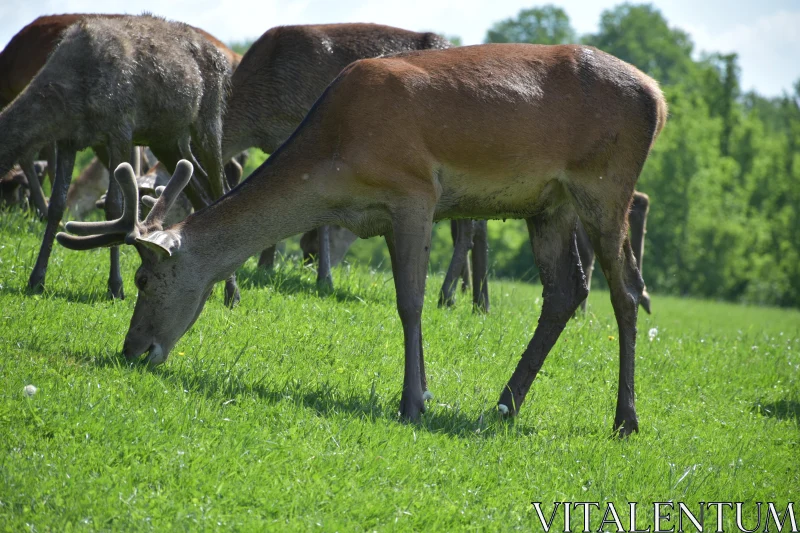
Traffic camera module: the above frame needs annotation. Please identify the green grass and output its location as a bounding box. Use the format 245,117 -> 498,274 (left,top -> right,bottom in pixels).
1,210 -> 798,531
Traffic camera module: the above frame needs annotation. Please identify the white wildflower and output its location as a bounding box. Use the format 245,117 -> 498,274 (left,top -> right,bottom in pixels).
23,384 -> 38,397
648,328 -> 658,342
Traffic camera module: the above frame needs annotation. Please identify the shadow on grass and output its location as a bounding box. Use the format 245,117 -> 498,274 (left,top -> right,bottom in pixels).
50,340 -> 533,439
235,261 -> 386,305
753,399 -> 800,422
1,284 -> 110,305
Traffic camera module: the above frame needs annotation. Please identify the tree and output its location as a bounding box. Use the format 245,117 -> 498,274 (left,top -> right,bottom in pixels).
485,5 -> 576,45
582,3 -> 695,85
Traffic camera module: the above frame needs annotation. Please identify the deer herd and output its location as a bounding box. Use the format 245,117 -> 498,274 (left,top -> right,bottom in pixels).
1,13 -> 666,436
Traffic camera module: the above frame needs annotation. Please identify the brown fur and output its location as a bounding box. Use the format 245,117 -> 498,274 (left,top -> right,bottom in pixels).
59,44 -> 667,435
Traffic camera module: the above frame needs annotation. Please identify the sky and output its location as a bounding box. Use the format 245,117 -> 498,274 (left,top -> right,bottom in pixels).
0,0 -> 797,97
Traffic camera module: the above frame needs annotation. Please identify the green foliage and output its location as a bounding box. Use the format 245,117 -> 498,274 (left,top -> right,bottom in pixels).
227,40 -> 254,55
0,210 -> 798,529
485,5 -> 576,44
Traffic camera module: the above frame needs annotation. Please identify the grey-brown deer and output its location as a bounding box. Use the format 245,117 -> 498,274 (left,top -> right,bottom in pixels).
0,14 -> 241,219
0,14 -> 237,302
58,44 -> 667,436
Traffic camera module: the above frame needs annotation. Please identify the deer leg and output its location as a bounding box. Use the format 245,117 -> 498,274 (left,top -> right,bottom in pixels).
439,219 -> 473,308
258,246 -> 277,270
498,205 -> 587,416
104,144 -> 136,300
471,219 -> 490,313
176,138 -> 214,207
183,137 -> 239,307
629,191 -> 651,314
317,225 -> 334,290
570,185 -> 643,437
28,144 -> 76,293
575,219 -> 595,313
21,156 -> 48,219
386,212 -> 433,421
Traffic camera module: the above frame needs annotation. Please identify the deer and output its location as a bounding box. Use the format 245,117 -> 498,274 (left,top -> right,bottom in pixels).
0,14 -> 242,219
0,14 -> 240,304
219,23 -> 462,288
0,162 -> 46,208
58,43 -> 667,436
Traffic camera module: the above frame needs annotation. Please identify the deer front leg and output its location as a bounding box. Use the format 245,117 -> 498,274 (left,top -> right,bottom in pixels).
499,207 -> 587,416
386,212 -> 433,421
471,219 -> 489,313
28,143 -> 77,293
317,225 -> 334,290
439,219 -> 473,308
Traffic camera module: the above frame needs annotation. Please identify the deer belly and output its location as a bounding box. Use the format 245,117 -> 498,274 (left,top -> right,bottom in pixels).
434,168 -> 566,221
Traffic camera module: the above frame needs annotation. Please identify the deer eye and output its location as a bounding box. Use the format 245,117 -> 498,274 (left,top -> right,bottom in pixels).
135,275 -> 148,290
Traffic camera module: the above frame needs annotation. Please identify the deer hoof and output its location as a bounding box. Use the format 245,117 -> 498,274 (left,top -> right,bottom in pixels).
399,391 -> 425,422
613,416 -> 639,438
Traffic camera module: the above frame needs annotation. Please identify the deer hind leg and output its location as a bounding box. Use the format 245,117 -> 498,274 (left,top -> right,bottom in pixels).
21,156 -> 48,219
386,208 -> 434,421
28,143 -> 76,293
258,246 -> 277,270
629,191 -> 651,314
439,219 -> 474,308
316,225 -> 334,290
471,219 -> 490,313
576,219 -> 595,313
568,179 -> 644,437
498,204 -> 588,417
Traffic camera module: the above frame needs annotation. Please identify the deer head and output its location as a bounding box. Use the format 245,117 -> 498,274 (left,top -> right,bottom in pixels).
57,160 -> 214,365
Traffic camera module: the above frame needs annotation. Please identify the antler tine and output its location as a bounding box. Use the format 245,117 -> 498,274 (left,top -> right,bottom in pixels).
144,160 -> 193,228
56,232 -> 126,251
64,163 -> 140,237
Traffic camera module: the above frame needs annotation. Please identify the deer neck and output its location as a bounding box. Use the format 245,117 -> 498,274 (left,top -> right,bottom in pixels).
179,150 -> 332,281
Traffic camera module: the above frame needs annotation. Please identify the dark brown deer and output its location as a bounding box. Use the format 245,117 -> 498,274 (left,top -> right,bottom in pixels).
0,14 -> 241,219
220,23 -> 450,288
0,14 -> 238,302
58,44 -> 667,436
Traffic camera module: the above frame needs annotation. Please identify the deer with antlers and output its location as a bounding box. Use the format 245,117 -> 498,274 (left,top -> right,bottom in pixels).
58,44 -> 666,435
0,14 -> 240,303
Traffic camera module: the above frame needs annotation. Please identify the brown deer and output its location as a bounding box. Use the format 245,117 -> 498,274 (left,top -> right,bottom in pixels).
219,23 -> 451,288
0,14 -> 238,303
58,44 -> 667,436
0,14 -> 241,219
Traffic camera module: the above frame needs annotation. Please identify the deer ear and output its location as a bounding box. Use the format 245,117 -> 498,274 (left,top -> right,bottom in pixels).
135,230 -> 182,257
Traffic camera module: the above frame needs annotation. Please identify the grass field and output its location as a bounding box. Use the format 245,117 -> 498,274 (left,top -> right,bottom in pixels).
1,210 -> 798,531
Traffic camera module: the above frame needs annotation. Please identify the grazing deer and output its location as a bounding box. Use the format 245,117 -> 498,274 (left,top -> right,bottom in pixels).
220,23 -> 450,287
58,44 -> 667,435
0,14 -> 241,218
0,14 -> 238,303
0,162 -> 46,208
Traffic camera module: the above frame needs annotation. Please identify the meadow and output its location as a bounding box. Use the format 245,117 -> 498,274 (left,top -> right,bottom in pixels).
0,209 -> 798,531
